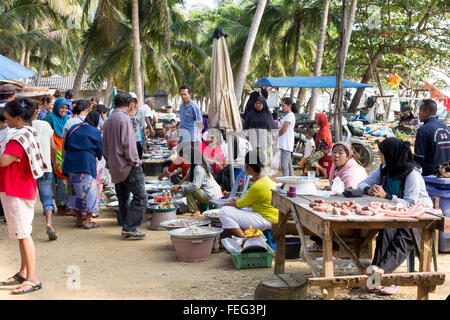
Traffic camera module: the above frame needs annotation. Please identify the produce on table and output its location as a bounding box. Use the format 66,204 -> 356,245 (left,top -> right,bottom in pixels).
308,199 -> 428,217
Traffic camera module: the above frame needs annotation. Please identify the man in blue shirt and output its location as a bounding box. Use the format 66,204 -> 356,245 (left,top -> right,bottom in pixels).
179,85 -> 202,143
414,99 -> 450,176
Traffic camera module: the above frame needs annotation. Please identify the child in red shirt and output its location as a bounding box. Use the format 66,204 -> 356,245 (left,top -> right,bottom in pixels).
0,98 -> 45,295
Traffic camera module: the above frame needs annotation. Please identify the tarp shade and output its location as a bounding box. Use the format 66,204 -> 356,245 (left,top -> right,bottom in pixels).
254,76 -> 373,88
0,54 -> 36,80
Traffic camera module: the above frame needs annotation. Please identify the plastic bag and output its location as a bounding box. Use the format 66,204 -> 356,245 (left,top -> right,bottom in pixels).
331,176 -> 345,195
267,94 -> 280,110
366,107 -> 375,123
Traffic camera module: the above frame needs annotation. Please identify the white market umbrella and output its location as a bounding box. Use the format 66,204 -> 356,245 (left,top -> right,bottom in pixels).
209,27 -> 242,131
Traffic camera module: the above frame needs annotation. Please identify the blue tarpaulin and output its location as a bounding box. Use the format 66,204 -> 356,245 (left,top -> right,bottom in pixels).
254,76 -> 372,88
0,54 -> 36,80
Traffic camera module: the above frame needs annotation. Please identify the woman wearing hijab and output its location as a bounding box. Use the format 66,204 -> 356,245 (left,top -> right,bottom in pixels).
328,141 -> 367,190
201,116 -> 209,141
243,96 -> 278,167
62,111 -> 103,229
309,141 -> 368,257
358,137 -> 432,295
243,91 -> 261,120
44,97 -> 70,215
306,112 -> 333,177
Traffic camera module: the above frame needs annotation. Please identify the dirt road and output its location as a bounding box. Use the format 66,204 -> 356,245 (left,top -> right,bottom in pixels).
1,204 -> 448,300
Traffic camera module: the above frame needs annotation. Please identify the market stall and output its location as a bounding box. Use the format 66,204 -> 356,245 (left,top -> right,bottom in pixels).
271,190 -> 446,300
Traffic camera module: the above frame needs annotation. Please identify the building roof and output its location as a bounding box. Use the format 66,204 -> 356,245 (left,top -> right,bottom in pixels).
27,75 -> 107,91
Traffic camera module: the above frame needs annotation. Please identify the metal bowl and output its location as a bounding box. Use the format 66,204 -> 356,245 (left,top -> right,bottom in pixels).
202,209 -> 221,222
168,226 -> 223,240
160,217 -> 212,230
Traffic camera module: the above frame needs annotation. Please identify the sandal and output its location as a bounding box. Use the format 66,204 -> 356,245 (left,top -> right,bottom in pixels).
83,222 -> 100,229
46,229 -> 58,241
1,272 -> 26,286
11,280 -> 42,295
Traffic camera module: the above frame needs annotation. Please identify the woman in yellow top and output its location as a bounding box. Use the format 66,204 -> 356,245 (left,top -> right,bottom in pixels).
219,151 -> 278,237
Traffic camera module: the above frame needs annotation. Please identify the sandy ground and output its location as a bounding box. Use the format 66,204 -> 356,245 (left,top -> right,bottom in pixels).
1,142 -> 449,300
1,200 -> 449,300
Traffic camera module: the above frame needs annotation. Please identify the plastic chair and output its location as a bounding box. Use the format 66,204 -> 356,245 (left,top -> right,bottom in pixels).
263,229 -> 276,250
209,171 -> 250,209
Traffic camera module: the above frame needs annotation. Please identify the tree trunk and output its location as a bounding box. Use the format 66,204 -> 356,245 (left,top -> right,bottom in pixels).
25,47 -> 31,68
234,0 -> 267,107
131,0 -> 144,106
36,53 -> 46,86
103,77 -> 114,107
335,0 -> 358,142
290,9 -> 302,99
298,87 -> 307,106
73,45 -> 90,98
73,1 -> 103,97
307,0 -> 330,120
348,46 -> 384,113
19,14 -> 29,65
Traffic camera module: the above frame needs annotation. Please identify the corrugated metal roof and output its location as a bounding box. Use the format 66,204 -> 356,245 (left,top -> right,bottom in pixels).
28,75 -> 107,91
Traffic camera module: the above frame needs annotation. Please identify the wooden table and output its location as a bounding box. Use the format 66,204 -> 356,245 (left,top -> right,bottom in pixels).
271,190 -> 445,300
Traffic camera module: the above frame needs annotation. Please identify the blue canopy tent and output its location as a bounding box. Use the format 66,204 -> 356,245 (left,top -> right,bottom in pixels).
253,76 -> 372,88
0,54 -> 36,80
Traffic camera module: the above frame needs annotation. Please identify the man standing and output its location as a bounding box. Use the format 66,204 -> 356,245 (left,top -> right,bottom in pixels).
103,92 -> 147,239
414,99 -> 450,176
140,97 -> 156,136
65,89 -> 76,115
179,85 -> 202,144
0,84 -> 16,107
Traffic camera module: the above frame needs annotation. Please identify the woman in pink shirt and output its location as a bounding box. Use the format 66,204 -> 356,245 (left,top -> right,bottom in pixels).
329,141 -> 367,190
198,130 -> 225,175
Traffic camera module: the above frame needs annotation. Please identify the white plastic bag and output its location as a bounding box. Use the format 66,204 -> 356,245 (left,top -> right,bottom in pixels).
267,93 -> 280,110
366,107 -> 375,123
331,176 -> 345,195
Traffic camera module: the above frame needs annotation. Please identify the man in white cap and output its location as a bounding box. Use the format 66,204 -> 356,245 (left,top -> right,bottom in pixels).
140,97 -> 156,136
128,92 -> 148,158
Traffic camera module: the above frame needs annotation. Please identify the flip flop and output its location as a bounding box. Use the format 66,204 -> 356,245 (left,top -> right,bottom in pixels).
11,280 -> 42,295
46,229 -> 58,241
83,222 -> 100,229
0,272 -> 26,286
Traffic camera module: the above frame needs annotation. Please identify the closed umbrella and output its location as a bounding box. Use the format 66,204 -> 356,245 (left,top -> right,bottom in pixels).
209,27 -> 242,131
0,54 -> 36,79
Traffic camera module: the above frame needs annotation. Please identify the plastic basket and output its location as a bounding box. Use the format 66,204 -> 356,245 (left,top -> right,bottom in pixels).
231,247 -> 274,269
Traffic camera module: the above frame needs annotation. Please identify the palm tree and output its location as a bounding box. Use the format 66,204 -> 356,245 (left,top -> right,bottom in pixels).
307,0 -> 330,119
234,0 -> 267,106
131,0 -> 143,105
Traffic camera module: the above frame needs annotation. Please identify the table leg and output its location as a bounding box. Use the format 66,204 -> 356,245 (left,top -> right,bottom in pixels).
322,224 -> 335,300
274,212 -> 287,275
417,227 -> 433,300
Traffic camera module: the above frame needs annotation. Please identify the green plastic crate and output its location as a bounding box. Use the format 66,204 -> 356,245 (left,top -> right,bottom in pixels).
231,247 -> 274,269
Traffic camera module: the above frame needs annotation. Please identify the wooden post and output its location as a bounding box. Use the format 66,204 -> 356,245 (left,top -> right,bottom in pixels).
322,222 -> 335,299
417,227 -> 433,300
274,211 -> 287,275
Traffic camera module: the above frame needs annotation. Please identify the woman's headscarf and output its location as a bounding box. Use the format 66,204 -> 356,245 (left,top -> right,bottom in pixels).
202,116 -> 208,134
315,112 -> 333,148
243,96 -> 278,130
378,137 -> 419,179
332,141 -> 353,158
243,91 -> 261,119
84,110 -> 100,128
49,97 -> 69,137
